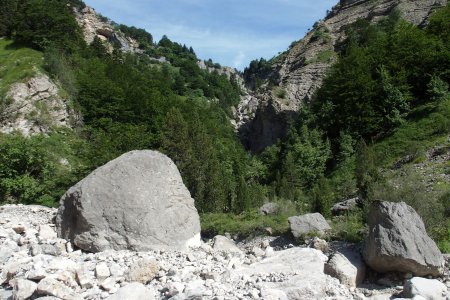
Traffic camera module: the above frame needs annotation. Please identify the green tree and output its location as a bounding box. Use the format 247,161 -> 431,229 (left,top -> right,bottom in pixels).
13,0 -> 84,51
0,0 -> 18,36
310,177 -> 334,218
160,107 -> 192,173
355,140 -> 379,203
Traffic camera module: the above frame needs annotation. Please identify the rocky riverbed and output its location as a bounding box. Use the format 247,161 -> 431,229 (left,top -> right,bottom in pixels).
0,204 -> 449,300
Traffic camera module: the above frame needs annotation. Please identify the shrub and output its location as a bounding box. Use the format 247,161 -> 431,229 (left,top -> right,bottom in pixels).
200,210 -> 290,239
330,212 -> 365,243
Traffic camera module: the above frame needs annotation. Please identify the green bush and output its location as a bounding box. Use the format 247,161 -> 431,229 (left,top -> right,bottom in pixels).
330,212 -> 365,243
0,132 -> 90,206
200,210 -> 290,239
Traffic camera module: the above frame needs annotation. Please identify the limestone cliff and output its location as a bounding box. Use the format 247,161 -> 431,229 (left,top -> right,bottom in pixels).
74,6 -> 142,53
238,0 -> 447,153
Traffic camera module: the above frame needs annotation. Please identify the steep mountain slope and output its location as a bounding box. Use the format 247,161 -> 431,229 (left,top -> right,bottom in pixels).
0,39 -> 76,136
238,0 -> 447,153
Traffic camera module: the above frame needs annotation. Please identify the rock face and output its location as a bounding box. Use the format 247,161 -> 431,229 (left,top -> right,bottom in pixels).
288,213 -> 331,238
363,201 -> 444,276
236,0 -> 447,153
74,6 -> 141,53
0,74 -> 75,136
56,150 -> 201,252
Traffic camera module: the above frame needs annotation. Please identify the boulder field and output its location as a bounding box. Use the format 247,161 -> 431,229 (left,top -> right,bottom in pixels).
0,150 -> 448,299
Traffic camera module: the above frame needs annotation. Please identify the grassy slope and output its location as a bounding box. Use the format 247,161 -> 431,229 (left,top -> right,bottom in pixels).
371,99 -> 450,252
0,39 -> 43,100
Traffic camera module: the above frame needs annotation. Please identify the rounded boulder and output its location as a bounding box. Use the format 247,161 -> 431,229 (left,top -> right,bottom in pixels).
56,150 -> 201,252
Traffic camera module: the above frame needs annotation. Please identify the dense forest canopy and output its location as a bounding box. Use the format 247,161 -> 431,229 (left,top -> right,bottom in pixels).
0,0 -> 449,250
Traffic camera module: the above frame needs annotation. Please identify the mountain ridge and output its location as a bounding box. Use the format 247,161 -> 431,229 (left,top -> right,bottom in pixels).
237,0 -> 447,153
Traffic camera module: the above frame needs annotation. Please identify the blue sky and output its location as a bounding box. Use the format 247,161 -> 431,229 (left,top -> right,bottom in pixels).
83,0 -> 336,70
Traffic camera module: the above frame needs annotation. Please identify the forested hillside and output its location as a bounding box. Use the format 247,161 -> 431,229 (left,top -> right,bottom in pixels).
0,0 -> 260,213
0,0 -> 449,251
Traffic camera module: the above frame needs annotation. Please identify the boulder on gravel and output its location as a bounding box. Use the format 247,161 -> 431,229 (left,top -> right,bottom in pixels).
127,258 -> 159,284
235,247 -> 351,299
12,278 -> 37,300
105,282 -> 156,300
403,277 -> 447,300
363,201 -> 444,276
56,150 -> 201,252
288,213 -> 331,238
324,248 -> 366,288
212,235 -> 243,255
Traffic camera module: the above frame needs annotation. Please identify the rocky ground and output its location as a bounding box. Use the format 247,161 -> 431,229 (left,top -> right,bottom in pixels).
0,204 -> 448,300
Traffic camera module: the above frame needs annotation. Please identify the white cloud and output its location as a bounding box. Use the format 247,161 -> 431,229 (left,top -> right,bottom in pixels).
233,51 -> 246,68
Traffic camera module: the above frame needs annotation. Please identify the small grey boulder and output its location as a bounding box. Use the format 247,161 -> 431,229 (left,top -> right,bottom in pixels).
288,213 -> 331,238
212,235 -> 243,255
259,202 -> 280,215
331,197 -> 359,216
105,282 -> 156,300
403,277 -> 447,300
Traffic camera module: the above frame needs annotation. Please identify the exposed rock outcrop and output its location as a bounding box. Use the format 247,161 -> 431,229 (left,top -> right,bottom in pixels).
0,74 -> 75,136
74,6 -> 141,53
56,150 -> 201,252
363,201 -> 445,276
237,0 -> 447,153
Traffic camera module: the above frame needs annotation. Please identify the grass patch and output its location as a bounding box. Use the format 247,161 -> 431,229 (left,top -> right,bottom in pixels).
200,210 -> 290,239
0,39 -> 43,101
329,212 -> 365,243
307,50 -> 336,64
274,87 -> 287,99
373,99 -> 450,167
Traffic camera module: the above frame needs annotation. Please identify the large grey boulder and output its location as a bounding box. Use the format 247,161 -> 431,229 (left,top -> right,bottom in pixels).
56,150 -> 201,252
363,201 -> 444,276
288,213 -> 331,238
